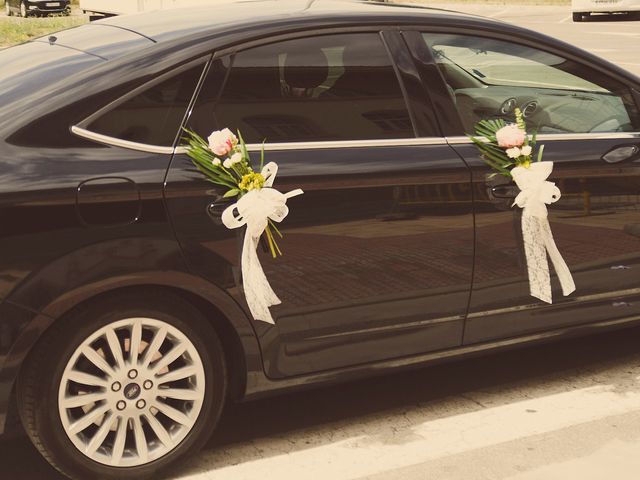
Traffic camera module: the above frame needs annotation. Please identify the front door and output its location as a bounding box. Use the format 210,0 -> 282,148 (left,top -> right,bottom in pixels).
165,30 -> 475,377
415,31 -> 640,344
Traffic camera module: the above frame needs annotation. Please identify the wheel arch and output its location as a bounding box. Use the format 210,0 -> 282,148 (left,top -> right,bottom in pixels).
7,273 -> 264,406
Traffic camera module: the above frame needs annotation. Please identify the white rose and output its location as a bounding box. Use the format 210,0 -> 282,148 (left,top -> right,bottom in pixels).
230,152 -> 243,165
212,158 -> 221,166
223,158 -> 233,168
520,145 -> 532,157
506,147 -> 521,159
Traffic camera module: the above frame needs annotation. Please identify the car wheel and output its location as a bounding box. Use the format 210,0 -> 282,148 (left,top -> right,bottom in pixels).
19,1 -> 27,17
572,12 -> 585,22
17,291 -> 227,480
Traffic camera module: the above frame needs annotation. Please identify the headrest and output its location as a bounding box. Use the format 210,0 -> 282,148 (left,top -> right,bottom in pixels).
283,50 -> 329,89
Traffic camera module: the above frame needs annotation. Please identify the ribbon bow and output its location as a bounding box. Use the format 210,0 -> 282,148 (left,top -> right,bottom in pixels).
511,161 -> 575,303
221,162 -> 303,323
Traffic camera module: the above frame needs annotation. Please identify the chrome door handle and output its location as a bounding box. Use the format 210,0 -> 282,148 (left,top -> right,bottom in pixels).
206,201 -> 232,224
490,185 -> 519,199
602,145 -> 639,164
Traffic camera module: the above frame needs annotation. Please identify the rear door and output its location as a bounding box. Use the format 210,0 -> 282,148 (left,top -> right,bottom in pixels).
410,30 -> 640,344
165,29 -> 475,378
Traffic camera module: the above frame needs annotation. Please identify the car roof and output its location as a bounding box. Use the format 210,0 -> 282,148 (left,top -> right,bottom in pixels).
95,0 -> 484,43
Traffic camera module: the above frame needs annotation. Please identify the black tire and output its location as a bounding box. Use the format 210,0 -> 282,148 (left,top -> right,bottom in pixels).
17,290 -> 227,480
573,12 -> 585,22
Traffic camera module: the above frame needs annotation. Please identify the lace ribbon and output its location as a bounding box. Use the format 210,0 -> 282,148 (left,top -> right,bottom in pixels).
511,161 -> 576,303
221,162 -> 303,323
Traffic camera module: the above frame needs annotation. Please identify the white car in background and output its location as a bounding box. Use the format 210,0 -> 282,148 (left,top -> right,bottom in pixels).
572,0 -> 640,21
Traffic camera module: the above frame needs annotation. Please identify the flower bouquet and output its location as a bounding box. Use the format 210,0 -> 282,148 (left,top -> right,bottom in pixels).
182,127 -> 303,323
183,127 -> 286,258
469,108 -> 544,177
469,109 -> 575,304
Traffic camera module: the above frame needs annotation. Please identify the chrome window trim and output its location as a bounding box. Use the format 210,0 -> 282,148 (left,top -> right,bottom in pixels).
174,137 -> 449,155
446,132 -> 640,145
71,126 -> 175,155
73,128 -> 640,156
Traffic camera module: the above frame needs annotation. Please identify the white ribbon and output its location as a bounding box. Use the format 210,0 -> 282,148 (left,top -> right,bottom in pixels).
511,161 -> 575,303
221,162 -> 303,323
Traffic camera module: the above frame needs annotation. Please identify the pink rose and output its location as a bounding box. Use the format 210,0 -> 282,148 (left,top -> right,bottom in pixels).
496,124 -> 526,148
208,128 -> 238,156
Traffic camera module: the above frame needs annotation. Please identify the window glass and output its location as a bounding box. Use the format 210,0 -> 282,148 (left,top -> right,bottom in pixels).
85,63 -> 204,146
423,33 -> 640,135
190,33 -> 415,143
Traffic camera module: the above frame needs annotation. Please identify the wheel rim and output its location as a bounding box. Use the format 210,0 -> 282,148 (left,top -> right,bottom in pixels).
58,317 -> 206,467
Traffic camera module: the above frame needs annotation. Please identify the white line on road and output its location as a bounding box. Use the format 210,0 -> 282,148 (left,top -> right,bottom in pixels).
591,31 -> 640,37
178,383 -> 640,480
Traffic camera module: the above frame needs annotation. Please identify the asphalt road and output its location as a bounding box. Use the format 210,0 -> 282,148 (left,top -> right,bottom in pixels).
1,4 -> 640,480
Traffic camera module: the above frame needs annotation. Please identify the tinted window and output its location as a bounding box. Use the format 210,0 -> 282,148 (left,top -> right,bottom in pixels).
423,33 -> 640,135
85,63 -> 204,146
190,34 -> 414,143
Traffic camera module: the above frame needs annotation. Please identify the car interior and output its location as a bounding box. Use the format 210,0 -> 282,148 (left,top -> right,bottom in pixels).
425,34 -> 636,135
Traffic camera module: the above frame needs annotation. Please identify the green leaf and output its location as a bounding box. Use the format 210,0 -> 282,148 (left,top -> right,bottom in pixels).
223,189 -> 240,198
537,144 -> 545,162
237,130 -> 252,169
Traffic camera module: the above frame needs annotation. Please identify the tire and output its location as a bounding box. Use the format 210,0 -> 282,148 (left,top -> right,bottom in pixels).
573,12 -> 585,22
19,1 -> 27,17
17,291 -> 227,480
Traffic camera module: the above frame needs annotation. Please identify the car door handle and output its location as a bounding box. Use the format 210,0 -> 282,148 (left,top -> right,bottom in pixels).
490,185 -> 519,199
207,201 -> 232,224
602,145 -> 639,164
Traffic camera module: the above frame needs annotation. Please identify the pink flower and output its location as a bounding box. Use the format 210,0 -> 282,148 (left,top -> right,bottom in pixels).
208,128 -> 238,156
496,124 -> 526,148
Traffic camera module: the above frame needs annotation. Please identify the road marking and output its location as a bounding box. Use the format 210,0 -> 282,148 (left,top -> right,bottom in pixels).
178,384 -> 640,480
487,9 -> 510,18
559,15 -> 571,23
591,31 -> 640,37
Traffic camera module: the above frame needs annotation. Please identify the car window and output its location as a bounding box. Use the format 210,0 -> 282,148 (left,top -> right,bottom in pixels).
84,63 -> 205,147
189,33 -> 417,143
422,33 -> 640,135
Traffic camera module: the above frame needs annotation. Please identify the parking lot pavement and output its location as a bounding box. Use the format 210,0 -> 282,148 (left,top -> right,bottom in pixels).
424,3 -> 640,76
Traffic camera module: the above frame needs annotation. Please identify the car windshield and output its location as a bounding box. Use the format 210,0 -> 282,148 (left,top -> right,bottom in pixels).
432,43 -> 608,93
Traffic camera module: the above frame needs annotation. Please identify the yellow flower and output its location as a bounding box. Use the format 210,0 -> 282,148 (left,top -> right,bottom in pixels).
239,172 -> 265,191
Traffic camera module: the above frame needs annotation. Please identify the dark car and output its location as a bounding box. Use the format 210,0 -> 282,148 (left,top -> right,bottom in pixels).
5,0 -> 70,17
0,0 -> 639,478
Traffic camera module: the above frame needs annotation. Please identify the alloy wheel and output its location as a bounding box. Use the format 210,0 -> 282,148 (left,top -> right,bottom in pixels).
57,317 -> 206,467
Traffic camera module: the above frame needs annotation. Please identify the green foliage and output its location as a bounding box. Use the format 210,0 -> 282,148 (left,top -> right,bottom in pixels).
469,119 -> 513,177
0,15 -> 87,48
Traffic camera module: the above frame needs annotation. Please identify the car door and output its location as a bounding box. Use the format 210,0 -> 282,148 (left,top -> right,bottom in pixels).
164,29 -> 475,378
408,30 -> 640,345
